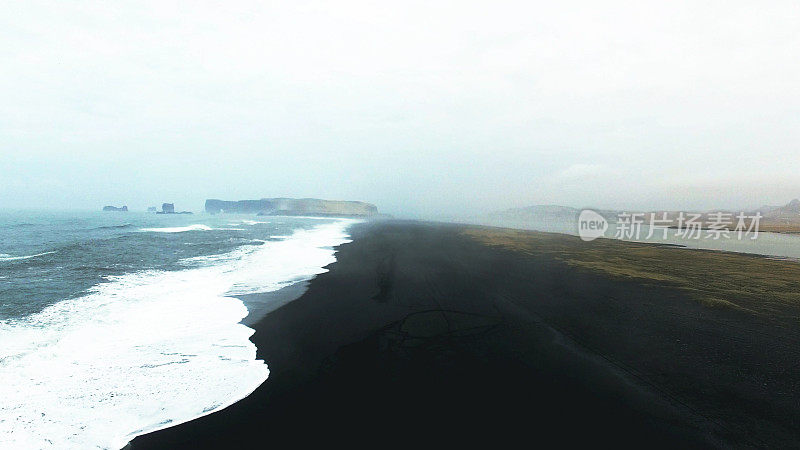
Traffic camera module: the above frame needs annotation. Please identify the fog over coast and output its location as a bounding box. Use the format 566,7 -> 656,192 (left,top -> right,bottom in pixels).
2,1 -> 800,217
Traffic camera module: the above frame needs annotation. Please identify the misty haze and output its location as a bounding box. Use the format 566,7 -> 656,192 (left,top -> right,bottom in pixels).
2,1 -> 800,449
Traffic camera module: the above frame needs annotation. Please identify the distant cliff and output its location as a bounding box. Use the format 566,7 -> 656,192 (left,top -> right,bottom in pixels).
102,205 -> 128,212
205,198 -> 379,217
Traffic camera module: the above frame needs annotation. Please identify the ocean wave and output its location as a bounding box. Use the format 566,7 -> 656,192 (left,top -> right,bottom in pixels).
139,225 -> 246,233
183,238 -> 267,246
95,223 -> 134,230
227,219 -> 270,226
0,251 -> 56,262
139,224 -> 214,233
0,219 -> 358,449
225,220 -> 355,295
3,223 -> 36,229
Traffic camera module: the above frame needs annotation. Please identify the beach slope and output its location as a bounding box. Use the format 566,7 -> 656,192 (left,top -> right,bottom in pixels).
132,221 -> 800,448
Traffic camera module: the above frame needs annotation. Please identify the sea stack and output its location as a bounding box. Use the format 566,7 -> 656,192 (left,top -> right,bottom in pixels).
156,203 -> 193,214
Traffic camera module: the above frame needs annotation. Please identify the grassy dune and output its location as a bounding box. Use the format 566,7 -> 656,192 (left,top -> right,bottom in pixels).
464,227 -> 800,319
758,223 -> 800,234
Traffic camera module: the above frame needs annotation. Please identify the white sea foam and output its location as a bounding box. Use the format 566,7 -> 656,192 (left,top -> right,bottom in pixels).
227,220 -> 355,295
140,225 -> 246,233
0,251 -> 56,262
226,220 -> 270,227
138,224 -> 213,233
0,219 -> 357,449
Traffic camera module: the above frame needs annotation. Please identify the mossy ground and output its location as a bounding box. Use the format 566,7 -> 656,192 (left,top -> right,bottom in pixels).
464,227 -> 800,318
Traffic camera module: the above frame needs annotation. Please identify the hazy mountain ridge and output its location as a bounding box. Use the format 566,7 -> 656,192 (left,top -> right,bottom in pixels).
755,199 -> 800,219
488,204 -> 617,222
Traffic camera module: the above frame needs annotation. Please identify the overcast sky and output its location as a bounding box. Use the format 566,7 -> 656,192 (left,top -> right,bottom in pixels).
2,0 -> 799,217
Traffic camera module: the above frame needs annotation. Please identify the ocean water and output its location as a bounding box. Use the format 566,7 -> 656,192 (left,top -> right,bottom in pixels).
0,210 -> 356,449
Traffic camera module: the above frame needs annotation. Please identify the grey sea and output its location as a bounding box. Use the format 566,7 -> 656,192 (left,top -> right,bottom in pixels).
0,210 -> 355,449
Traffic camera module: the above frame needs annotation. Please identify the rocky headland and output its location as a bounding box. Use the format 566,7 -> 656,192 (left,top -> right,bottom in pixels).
102,205 -> 128,212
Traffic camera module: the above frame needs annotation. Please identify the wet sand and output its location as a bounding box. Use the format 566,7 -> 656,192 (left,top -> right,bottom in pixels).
132,220 -> 800,448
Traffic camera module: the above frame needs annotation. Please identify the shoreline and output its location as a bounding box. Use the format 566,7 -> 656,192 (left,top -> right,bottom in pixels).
238,281 -> 311,327
121,283 -> 317,447
131,220 -> 800,448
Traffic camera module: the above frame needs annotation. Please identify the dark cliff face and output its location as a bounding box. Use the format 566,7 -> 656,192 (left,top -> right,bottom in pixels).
102,205 -> 128,212
205,198 -> 378,217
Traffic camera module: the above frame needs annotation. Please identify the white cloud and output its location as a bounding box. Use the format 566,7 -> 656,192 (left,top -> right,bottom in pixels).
1,0 -> 799,215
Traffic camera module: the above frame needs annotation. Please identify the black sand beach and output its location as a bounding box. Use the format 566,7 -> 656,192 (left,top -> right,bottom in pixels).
132,220 -> 800,448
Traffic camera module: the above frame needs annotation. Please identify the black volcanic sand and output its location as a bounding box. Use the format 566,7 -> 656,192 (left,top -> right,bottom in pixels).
132,221 -> 800,448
